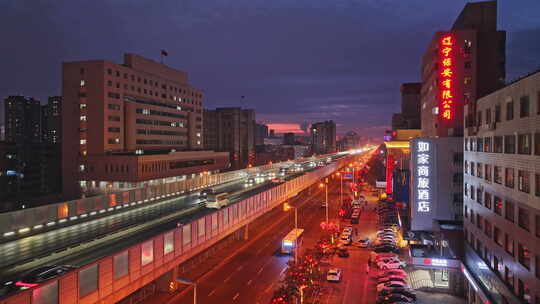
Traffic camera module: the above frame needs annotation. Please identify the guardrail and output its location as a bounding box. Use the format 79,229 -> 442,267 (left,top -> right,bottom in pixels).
0,154 -> 353,304
0,154 -> 342,240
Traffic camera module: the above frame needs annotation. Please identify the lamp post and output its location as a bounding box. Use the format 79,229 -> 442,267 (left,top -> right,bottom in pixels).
283,202 -> 299,264
319,182 -> 328,225
336,172 -> 343,207
176,277 -> 197,304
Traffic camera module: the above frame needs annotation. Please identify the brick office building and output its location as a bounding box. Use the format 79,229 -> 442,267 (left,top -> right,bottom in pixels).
62,53 -> 228,197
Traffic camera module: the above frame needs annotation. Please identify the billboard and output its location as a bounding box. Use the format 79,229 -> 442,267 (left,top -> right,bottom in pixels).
411,139 -> 436,231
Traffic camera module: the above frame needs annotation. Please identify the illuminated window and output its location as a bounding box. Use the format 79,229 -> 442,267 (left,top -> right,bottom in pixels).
80,80 -> 86,87
80,115 -> 87,121
464,77 -> 472,84
80,139 -> 87,145
80,104 -> 87,109
141,240 -> 154,266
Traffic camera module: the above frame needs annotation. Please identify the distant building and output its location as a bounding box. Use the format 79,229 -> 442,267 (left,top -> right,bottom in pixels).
254,145 -> 295,166
62,53 -> 226,197
4,95 -> 43,199
420,0 -> 505,138
283,132 -> 295,145
254,123 -> 268,145
40,96 -> 63,194
0,141 -> 18,206
338,131 -> 360,151
269,129 -> 275,138
204,107 -> 255,169
393,83 -> 422,130
311,120 -> 336,154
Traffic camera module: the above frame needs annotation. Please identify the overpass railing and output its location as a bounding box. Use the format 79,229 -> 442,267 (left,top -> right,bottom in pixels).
1,155 -> 352,304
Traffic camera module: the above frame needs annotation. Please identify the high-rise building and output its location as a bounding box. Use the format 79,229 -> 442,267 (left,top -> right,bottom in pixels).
254,123 -> 268,145
310,120 -> 336,154
420,0 -> 505,138
4,96 -> 43,197
393,83 -> 422,130
462,69 -> 540,304
40,96 -> 62,194
62,53 -> 227,198
204,107 -> 255,169
41,96 -> 62,144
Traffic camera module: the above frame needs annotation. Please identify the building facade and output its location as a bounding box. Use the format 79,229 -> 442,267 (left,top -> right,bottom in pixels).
462,70 -> 540,304
3,95 -> 43,198
311,120 -> 336,155
204,107 -> 255,169
254,123 -> 268,146
62,53 -> 214,198
393,83 -> 422,130
420,1 -> 505,138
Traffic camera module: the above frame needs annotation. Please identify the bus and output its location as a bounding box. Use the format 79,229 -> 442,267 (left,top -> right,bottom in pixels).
281,228 -> 305,254
205,193 -> 229,209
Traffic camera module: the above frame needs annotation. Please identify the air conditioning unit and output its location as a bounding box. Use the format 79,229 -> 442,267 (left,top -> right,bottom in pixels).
489,122 -> 496,130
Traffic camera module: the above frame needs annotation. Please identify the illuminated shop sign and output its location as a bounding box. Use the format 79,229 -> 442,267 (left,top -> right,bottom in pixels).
439,34 -> 454,120
415,141 -> 431,213
412,257 -> 460,268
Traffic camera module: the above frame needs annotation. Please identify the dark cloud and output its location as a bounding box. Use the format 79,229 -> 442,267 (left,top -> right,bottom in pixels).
0,0 -> 539,138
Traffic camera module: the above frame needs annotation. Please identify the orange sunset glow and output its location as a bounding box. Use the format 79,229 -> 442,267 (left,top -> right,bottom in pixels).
266,123 -> 305,134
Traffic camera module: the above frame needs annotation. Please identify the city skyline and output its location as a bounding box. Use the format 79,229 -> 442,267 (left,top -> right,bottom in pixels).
1,1 -> 539,137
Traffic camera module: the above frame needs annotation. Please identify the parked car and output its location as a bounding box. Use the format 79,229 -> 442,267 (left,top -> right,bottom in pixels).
377,269 -> 407,279
342,227 -> 353,236
339,234 -> 352,246
377,281 -> 408,292
326,268 -> 342,282
378,260 -> 407,270
377,288 -> 417,301
337,248 -> 350,258
377,276 -> 407,284
374,245 -> 399,253
376,293 -> 415,304
358,237 -> 370,248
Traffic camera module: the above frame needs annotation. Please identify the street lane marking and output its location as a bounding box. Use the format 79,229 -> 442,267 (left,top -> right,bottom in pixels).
280,266 -> 287,276
208,289 -> 217,296
258,266 -> 264,274
224,274 -> 233,283
237,265 -> 244,271
247,279 -> 252,286
233,293 -> 240,300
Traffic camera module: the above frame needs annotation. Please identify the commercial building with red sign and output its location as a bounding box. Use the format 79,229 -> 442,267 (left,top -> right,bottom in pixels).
420,1 -> 505,138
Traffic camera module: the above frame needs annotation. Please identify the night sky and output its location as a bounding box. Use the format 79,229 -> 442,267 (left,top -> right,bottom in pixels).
1,0 -> 539,138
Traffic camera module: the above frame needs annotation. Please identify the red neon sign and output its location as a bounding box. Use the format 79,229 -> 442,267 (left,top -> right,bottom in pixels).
439,34 -> 454,120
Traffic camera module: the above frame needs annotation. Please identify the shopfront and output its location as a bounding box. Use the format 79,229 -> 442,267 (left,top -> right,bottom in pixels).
409,256 -> 463,294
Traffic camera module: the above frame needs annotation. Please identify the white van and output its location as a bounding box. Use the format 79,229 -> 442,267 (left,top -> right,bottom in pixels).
205,193 -> 229,209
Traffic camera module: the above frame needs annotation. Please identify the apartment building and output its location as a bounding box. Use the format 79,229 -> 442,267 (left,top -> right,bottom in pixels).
463,69 -> 540,304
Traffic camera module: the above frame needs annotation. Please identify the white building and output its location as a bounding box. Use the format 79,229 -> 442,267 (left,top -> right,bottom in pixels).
462,69 -> 540,304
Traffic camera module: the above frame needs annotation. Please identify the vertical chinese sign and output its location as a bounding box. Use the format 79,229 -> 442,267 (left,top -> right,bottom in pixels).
416,141 -> 431,213
412,139 -> 433,231
439,34 -> 454,120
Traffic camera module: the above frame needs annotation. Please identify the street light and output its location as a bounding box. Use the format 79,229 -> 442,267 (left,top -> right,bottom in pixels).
176,277 -> 197,304
283,202 -> 299,264
318,182 -> 328,225
336,172 -> 343,207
